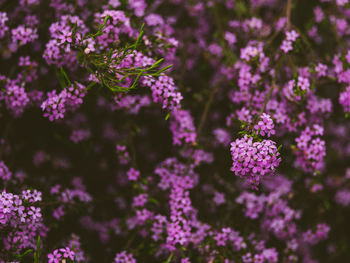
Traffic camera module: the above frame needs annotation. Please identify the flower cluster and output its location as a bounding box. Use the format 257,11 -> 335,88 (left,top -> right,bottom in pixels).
1,0 -> 349,262
169,109 -> 197,146
0,82 -> 30,117
0,161 -> 12,181
0,12 -> 8,38
230,135 -> 281,188
70,129 -> 91,143
335,189 -> 350,206
142,75 -> 183,110
339,86 -> 350,113
214,227 -> 246,250
302,224 -> 330,245
254,113 -> 275,137
11,25 -> 38,47
43,15 -> 87,66
48,247 -> 75,263
116,144 -> 131,165
0,189 -> 46,257
294,125 -> 326,173
113,94 -> 151,114
114,251 -> 136,263
280,30 -> 299,53
41,82 -> 86,121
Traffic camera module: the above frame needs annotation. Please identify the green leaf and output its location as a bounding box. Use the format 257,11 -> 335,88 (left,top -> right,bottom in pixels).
55,68 -> 66,89
34,236 -> 41,263
86,81 -> 97,90
60,67 -> 71,86
36,235 -> 41,252
129,23 -> 145,50
129,71 -> 143,89
277,144 -> 283,151
164,252 -> 174,263
151,64 -> 173,76
148,197 -> 159,205
324,200 -> 330,210
165,112 -> 170,120
147,58 -> 164,71
236,1 -> 247,16
94,15 -> 110,39
107,84 -> 134,92
72,21 -> 78,43
16,249 -> 33,259
106,48 -> 114,66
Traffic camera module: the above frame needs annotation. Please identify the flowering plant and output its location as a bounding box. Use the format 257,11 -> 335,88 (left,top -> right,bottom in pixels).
1,0 -> 350,262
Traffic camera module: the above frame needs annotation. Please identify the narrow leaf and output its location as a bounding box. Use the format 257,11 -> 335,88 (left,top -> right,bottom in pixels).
60,67 -> 71,86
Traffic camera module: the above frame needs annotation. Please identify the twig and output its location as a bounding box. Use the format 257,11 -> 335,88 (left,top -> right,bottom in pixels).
0,120 -> 12,160
178,38 -> 188,90
129,123 -> 138,168
197,83 -> 220,138
213,2 -> 223,37
286,0 -> 292,30
257,81 -> 275,118
293,26 -> 317,60
247,81 -> 276,132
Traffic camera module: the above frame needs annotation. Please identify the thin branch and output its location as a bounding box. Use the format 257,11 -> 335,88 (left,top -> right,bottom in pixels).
247,81 -> 276,132
0,120 -> 12,160
212,2 -> 236,65
293,26 -> 317,60
257,81 -> 275,118
197,83 -> 220,138
286,0 -> 292,30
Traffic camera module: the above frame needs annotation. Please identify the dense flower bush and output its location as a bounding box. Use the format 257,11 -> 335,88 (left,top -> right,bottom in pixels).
1,0 -> 350,262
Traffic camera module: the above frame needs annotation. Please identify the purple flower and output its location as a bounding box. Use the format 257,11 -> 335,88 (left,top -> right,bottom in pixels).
254,113 -> 275,137
280,40 -> 293,53
0,161 -> 12,181
48,249 -> 62,263
28,206 -> 41,221
59,247 -> 75,260
339,86 -> 350,113
170,109 -> 197,146
230,135 -> 281,188
114,251 -> 136,263
127,168 -> 140,181
297,76 -> 310,91
286,30 -> 299,42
